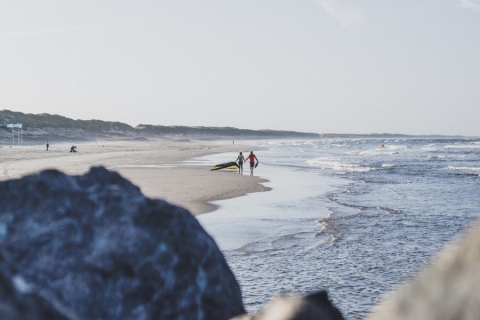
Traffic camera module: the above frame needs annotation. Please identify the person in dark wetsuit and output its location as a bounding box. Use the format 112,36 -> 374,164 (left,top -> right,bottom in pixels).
245,151 -> 259,176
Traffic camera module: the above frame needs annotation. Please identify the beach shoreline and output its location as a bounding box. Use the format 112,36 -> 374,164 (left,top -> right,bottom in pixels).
0,137 -> 270,215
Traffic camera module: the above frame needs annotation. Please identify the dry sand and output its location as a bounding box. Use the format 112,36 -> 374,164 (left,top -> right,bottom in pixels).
0,138 -> 270,215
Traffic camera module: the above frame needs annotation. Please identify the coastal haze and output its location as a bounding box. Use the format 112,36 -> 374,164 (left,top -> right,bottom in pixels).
1,2 -> 480,319
1,1 -> 480,136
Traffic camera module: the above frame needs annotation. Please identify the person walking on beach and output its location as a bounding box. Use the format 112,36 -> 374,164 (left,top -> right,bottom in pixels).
236,152 -> 245,174
246,151 -> 259,176
46,141 -> 49,151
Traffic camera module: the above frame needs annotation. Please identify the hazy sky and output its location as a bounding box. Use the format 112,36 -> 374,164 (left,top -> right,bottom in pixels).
1,1 -> 479,136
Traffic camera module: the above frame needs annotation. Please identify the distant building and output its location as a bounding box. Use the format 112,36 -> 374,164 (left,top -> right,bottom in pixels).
7,123 -> 23,145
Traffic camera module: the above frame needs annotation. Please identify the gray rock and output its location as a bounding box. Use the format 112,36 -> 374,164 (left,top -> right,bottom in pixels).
0,167 -> 245,320
367,220 -> 480,320
0,255 -> 78,320
231,291 -> 345,320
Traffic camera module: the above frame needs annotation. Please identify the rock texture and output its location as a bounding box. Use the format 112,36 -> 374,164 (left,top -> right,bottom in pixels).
366,220 -> 480,320
0,255 -> 78,320
0,167 -> 245,320
230,291 -> 345,320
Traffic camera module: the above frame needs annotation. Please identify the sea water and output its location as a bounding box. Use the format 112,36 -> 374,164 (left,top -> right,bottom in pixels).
197,137 -> 480,319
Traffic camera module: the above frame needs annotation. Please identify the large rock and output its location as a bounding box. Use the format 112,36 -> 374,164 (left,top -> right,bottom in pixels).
367,220 -> 480,320
230,291 -> 345,320
0,255 -> 78,320
0,167 -> 245,320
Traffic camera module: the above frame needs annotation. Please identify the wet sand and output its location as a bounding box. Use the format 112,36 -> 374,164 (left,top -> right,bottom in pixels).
0,138 -> 270,215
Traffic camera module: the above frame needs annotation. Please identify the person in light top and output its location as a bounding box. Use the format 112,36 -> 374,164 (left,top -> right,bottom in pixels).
236,152 -> 245,174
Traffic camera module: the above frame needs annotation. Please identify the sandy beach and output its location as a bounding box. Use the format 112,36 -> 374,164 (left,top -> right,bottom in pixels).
0,138 -> 270,215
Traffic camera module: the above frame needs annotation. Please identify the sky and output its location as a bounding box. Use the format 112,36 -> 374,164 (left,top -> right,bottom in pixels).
1,1 -> 479,136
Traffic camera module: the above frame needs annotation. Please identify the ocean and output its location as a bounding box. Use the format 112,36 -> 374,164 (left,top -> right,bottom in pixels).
197,136 -> 480,319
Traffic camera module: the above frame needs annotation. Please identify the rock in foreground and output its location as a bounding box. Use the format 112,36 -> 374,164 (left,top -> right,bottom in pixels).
0,167 -> 245,320
367,220 -> 480,320
230,291 -> 345,320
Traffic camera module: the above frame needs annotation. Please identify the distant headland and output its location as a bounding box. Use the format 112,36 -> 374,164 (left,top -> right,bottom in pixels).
0,109 -> 459,144
0,109 -> 322,144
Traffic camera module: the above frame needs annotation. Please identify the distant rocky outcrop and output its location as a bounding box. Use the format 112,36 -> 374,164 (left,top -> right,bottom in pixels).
0,167 -> 245,320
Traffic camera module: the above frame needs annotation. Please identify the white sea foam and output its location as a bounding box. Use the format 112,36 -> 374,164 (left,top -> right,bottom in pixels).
447,166 -> 480,173
382,163 -> 395,168
197,151 -> 340,251
422,144 -> 439,151
359,149 -> 398,156
198,137 -> 480,318
445,144 -> 480,149
307,158 -> 375,173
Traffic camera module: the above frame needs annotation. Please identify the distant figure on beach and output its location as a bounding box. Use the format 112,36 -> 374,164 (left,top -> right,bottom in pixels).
246,151 -> 259,176
46,141 -> 49,151
70,145 -> 77,153
236,152 -> 245,174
